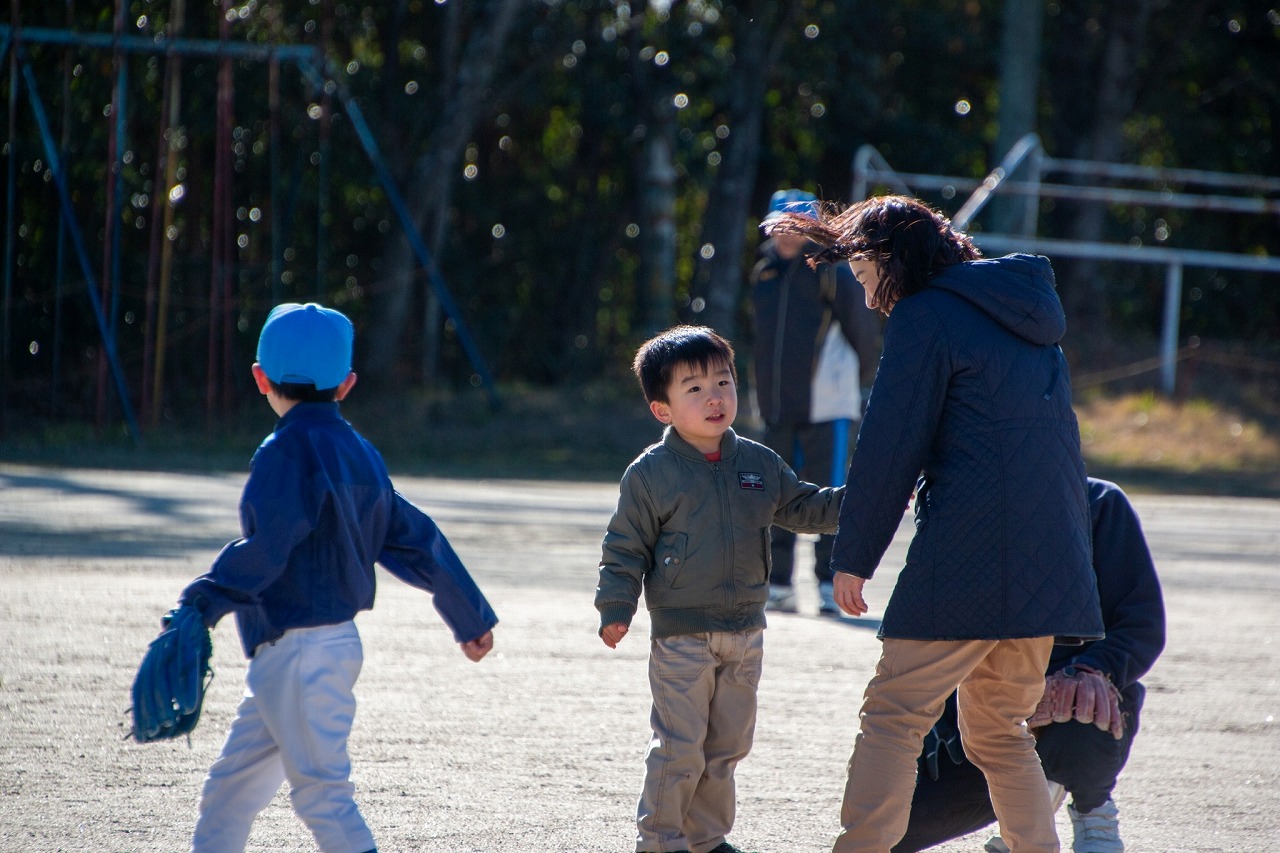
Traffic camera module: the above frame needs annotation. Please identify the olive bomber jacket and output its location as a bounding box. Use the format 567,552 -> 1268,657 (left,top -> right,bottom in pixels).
595,426 -> 844,639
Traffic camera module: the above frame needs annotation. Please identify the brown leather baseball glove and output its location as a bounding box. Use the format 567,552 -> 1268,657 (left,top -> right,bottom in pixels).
1028,664 -> 1124,739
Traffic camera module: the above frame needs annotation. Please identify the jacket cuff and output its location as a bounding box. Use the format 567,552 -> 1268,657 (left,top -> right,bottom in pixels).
597,603 -> 636,634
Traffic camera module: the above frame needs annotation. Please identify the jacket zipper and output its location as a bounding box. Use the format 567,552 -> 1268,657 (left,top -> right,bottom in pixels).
712,460 -> 734,608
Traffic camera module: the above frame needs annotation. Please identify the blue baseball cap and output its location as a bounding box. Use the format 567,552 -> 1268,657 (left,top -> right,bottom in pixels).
763,188 -> 818,221
256,303 -> 353,389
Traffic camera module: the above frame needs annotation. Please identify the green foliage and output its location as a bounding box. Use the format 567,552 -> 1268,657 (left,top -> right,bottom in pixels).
1,0 -> 1277,434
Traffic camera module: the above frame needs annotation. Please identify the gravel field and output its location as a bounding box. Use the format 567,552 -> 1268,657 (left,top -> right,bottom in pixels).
1,464 -> 1277,852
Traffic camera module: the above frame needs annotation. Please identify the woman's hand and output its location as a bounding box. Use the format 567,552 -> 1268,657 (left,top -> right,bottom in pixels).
834,572 -> 869,617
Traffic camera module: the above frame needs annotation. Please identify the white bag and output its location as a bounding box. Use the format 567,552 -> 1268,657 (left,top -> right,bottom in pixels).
810,319 -> 861,422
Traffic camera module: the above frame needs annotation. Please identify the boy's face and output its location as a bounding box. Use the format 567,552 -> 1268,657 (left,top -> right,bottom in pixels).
772,232 -> 808,260
649,358 -> 737,455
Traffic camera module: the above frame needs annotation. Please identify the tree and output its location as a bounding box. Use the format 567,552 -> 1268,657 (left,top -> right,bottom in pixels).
362,0 -> 526,383
987,0 -> 1044,236
689,1 -> 796,341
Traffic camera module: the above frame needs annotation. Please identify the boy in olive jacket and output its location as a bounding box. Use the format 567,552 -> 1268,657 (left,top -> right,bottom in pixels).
596,325 -> 846,853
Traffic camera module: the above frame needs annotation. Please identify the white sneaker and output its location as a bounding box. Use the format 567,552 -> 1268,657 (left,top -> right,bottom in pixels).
766,584 -> 798,613
1069,798 -> 1124,853
1048,781 -> 1067,812
818,581 -> 839,617
983,782 -> 1067,852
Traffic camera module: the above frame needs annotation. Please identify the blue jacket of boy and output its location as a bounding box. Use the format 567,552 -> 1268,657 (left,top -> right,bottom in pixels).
181,305 -> 496,658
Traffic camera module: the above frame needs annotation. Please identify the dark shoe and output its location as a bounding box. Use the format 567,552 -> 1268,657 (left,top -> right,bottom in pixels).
708,843 -> 757,853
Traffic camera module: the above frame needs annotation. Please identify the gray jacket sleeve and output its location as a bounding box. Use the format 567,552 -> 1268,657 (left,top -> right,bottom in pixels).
772,454 -> 846,534
595,465 -> 657,630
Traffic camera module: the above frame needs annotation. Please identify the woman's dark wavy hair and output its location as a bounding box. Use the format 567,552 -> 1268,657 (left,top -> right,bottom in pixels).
763,194 -> 981,314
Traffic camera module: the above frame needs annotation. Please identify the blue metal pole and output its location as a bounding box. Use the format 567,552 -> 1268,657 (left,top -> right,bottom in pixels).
109,38 -> 128,374
21,57 -> 141,441
0,25 -> 318,63
298,61 -> 500,406
3,31 -> 15,435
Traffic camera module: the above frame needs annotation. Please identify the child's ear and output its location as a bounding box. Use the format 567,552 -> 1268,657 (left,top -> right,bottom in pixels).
649,399 -> 672,424
335,371 -> 358,401
251,363 -> 273,395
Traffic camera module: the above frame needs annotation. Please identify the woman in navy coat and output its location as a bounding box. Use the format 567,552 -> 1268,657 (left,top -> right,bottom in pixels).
766,195 -> 1104,853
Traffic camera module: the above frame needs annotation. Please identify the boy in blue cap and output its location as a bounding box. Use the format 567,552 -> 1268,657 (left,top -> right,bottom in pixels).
175,302 -> 498,853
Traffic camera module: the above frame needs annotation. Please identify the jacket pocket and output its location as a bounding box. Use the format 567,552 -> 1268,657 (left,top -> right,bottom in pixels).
656,531 -> 689,588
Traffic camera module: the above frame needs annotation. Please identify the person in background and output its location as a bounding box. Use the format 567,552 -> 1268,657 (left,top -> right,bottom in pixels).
749,188 -> 881,617
766,194 -> 1104,853
895,477 -> 1165,853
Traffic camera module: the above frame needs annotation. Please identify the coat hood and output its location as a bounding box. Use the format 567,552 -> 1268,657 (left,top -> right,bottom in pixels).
927,253 -> 1066,345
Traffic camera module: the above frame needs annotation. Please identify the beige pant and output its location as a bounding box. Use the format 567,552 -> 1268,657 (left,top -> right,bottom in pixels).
636,629 -> 764,853
834,637 -> 1058,853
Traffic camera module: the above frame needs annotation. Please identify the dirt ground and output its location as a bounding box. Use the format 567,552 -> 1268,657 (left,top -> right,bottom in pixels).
1,463 -> 1277,852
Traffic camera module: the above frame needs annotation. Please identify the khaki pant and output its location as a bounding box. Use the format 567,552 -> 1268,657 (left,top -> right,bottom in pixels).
833,637 -> 1057,853
636,629 -> 764,853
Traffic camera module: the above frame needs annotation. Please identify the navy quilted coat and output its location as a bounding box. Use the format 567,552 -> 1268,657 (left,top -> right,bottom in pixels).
830,253 -> 1104,642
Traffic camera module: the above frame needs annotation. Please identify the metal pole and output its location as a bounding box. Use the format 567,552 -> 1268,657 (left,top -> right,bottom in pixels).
52,0 -> 75,419
1160,262 -> 1183,395
850,143 -> 912,203
269,53 -> 282,303
3,22 -> 17,438
316,0 -> 333,299
152,0 -> 184,427
21,58 -> 140,441
1020,143 -> 1043,237
297,60 -> 500,406
207,0 -> 231,425
109,13 -> 128,412
953,132 -> 1041,231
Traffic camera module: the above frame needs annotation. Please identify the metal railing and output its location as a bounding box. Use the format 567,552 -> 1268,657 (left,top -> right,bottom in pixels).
852,134 -> 1280,393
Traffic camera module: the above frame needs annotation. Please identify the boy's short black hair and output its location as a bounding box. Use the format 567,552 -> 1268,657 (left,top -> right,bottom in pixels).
269,379 -> 340,403
632,325 -> 737,404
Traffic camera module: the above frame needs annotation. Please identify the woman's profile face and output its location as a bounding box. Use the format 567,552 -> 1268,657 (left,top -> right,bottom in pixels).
849,260 -> 883,312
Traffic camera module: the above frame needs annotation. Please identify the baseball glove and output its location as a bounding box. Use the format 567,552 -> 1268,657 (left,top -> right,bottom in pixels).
130,605 -> 214,744
1028,664 -> 1124,740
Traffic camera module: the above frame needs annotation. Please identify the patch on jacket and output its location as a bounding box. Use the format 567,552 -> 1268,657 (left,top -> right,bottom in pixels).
739,472 -> 765,490
757,269 -> 777,281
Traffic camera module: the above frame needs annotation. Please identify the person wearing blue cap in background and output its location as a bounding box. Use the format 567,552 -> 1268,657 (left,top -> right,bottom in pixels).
749,189 -> 881,616
171,302 -> 499,853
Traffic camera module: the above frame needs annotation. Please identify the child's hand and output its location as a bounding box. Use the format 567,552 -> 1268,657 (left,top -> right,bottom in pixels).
601,622 -> 629,649
460,630 -> 494,662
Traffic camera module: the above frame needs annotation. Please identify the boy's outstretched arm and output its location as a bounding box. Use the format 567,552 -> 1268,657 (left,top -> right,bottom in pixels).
460,630 -> 494,662
601,622 -> 629,649
379,493 -> 499,644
